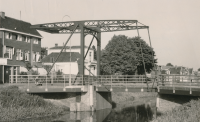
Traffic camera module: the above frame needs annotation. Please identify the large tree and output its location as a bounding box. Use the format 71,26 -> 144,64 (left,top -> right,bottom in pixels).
100,35 -> 156,75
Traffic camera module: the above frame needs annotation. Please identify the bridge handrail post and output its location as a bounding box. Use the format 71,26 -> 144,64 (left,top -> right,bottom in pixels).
82,75 -> 83,86
126,75 -> 127,90
28,75 -> 29,91
64,75 -> 65,87
111,75 -> 112,89
46,75 -> 47,91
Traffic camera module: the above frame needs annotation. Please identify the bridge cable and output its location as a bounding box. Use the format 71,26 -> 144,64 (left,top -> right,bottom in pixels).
147,28 -> 157,91
136,22 -> 149,91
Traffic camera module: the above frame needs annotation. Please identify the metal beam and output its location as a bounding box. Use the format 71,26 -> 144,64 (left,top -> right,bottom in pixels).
97,32 -> 101,75
80,25 -> 85,76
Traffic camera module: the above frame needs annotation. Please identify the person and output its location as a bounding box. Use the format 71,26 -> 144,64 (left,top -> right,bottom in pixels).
35,76 -> 42,86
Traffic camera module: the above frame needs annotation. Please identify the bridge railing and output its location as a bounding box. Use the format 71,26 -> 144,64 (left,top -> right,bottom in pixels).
9,74 -> 157,90
157,74 -> 200,87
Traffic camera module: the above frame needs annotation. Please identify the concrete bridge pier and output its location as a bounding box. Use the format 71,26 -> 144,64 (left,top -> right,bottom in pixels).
70,85 -> 112,111
156,93 -> 199,114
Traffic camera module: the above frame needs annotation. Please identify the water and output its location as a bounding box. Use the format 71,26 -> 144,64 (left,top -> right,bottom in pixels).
16,103 -> 155,122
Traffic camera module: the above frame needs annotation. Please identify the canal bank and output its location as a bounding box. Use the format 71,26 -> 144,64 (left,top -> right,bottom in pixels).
0,84 -> 158,121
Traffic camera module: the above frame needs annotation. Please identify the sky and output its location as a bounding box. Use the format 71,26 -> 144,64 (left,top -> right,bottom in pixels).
0,0 -> 200,70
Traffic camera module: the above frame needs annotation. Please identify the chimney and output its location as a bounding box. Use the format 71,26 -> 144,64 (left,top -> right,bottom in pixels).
0,11 -> 5,19
55,43 -> 58,47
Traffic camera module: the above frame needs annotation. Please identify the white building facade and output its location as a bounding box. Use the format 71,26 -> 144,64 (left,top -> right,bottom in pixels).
43,44 -> 97,76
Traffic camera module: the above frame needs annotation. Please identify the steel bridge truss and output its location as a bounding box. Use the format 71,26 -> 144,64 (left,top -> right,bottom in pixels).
31,20 -> 148,34
31,20 -> 153,89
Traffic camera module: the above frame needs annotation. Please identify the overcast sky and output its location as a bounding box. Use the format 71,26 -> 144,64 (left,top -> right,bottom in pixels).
1,0 -> 200,70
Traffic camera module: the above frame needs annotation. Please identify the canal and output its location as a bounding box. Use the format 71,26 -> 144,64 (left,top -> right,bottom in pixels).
15,103 -> 155,122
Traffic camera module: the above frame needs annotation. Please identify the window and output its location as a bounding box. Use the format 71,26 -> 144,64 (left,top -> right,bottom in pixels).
5,32 -> 12,39
25,51 -> 29,61
12,34 -> 17,40
33,52 -> 36,62
26,37 -> 30,43
50,57 -> 54,63
5,47 -> 13,59
22,36 -> 26,42
17,35 -> 22,41
16,49 -> 23,60
89,52 -> 91,62
33,52 -> 40,62
33,38 -> 39,44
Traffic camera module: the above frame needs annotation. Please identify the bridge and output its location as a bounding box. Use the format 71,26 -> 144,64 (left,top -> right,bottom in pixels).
9,74 -> 200,112
157,74 -> 200,96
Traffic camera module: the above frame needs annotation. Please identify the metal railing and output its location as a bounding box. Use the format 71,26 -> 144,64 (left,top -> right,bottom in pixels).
9,75 -> 154,90
157,74 -> 200,88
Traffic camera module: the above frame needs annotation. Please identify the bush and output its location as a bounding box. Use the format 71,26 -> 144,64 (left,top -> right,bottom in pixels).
154,99 -> 200,122
0,86 -> 65,121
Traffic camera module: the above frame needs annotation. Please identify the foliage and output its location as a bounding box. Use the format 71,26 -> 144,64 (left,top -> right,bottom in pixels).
31,70 -> 39,75
101,35 -> 156,75
41,47 -> 48,59
154,99 -> 200,122
198,68 -> 200,71
4,53 -> 9,58
43,65 -> 52,73
20,72 -> 28,78
56,70 -> 63,75
0,86 -> 64,121
166,63 -> 173,67
25,62 -> 32,71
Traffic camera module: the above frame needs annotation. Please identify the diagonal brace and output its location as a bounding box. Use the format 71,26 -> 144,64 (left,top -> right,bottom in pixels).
47,24 -> 79,75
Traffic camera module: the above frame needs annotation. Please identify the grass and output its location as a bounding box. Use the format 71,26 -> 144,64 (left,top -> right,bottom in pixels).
0,85 -> 66,121
153,99 -> 200,122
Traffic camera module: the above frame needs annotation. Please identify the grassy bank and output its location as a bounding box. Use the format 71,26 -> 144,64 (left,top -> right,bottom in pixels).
0,86 -> 66,121
112,92 -> 157,110
153,99 -> 200,122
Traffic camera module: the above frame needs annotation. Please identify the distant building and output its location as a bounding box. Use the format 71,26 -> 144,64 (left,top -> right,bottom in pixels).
43,44 -> 97,76
0,11 -> 42,83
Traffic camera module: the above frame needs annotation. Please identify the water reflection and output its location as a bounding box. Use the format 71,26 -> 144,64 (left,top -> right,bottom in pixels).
16,104 -> 155,122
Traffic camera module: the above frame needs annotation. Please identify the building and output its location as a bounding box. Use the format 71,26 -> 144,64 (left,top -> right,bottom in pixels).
0,11 -> 42,83
42,44 -> 97,76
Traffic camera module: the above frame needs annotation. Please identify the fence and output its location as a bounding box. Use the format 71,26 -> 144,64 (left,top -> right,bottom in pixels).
157,74 -> 200,87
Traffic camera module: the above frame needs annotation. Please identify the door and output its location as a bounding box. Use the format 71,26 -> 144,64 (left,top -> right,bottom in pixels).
4,66 -> 11,83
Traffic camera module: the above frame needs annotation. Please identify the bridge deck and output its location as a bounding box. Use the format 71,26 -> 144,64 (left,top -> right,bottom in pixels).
158,86 -> 200,96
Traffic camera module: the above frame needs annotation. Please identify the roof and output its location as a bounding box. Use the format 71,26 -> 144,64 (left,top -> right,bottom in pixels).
42,52 -> 80,63
0,16 -> 42,37
160,65 -> 173,70
50,46 -> 93,50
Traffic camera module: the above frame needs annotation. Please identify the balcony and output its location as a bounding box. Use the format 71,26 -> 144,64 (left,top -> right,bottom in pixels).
0,58 -> 7,65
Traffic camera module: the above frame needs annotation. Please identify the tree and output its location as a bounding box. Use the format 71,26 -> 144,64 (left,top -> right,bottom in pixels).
100,35 -> 156,75
25,62 -> 32,71
198,68 -> 200,71
166,63 -> 173,67
41,47 -> 48,59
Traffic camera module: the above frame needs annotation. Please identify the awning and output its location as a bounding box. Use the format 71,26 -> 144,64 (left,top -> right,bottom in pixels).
20,67 -> 28,72
32,68 -> 47,75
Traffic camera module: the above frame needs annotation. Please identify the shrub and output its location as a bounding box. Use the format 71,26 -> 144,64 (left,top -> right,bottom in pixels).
0,86 -> 65,121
